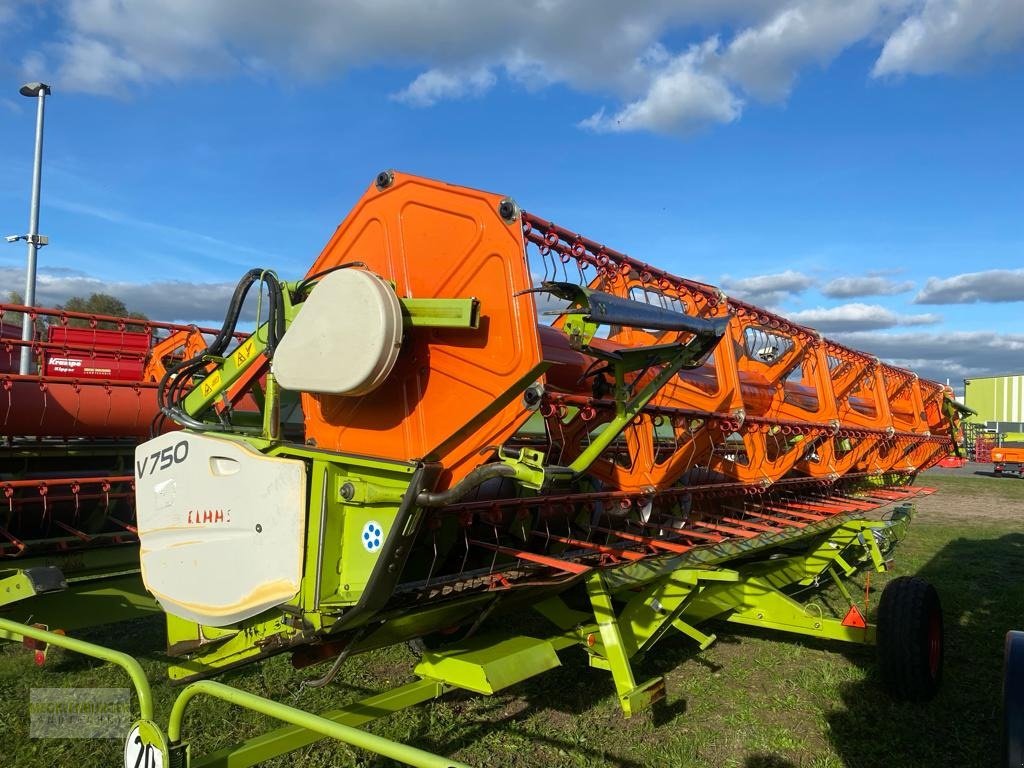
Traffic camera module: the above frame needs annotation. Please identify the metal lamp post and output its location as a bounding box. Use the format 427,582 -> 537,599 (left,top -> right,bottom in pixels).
10,82 -> 51,375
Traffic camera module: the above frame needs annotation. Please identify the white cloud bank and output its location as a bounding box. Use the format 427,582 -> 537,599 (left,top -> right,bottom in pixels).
392,67 -> 497,108
788,302 -> 941,332
874,0 -> 1024,77
822,275 -> 915,298
720,269 -> 815,307
833,329 -> 1024,385
11,0 -> 1024,136
915,268 -> 1024,304
0,266 -> 248,324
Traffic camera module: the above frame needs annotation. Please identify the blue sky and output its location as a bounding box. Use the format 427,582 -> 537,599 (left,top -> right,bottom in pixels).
0,1 -> 1022,387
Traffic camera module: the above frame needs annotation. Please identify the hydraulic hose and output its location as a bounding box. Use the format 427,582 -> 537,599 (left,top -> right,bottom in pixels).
415,463 -> 518,507
155,268 -> 285,433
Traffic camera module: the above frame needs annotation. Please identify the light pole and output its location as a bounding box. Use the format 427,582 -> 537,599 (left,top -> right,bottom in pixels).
9,82 -> 51,375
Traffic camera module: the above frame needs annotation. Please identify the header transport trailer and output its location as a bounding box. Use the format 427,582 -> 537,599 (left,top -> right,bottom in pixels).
0,172 -> 965,768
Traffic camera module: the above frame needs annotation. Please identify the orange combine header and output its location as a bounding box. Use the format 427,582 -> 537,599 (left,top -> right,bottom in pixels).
300,172 -> 959,494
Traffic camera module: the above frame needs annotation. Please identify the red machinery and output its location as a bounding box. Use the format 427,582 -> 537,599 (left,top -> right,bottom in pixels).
43,325 -> 150,380
0,321 -> 20,374
0,304 -> 215,562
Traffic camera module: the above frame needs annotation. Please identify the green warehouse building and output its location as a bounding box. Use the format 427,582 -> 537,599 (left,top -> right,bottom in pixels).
963,373 -> 1024,441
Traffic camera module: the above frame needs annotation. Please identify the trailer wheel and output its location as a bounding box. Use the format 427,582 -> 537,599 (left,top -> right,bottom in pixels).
1005,631 -> 1024,768
877,576 -> 943,701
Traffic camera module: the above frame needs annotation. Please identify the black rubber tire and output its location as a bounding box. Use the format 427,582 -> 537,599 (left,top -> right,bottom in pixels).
1005,631 -> 1024,768
877,575 -> 944,701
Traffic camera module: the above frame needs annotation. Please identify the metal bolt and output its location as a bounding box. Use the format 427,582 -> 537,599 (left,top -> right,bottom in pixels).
375,170 -> 395,190
340,482 -> 355,501
498,198 -> 519,223
522,382 -> 544,410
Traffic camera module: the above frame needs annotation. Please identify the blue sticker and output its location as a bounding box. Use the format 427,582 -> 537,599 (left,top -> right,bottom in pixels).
361,520 -> 384,553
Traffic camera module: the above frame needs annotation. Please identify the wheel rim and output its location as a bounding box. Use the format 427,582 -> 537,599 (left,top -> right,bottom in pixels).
927,609 -> 942,678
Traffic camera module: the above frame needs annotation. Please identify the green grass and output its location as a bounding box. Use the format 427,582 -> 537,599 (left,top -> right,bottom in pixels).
2,475 -> 1022,767
924,471 -> 1024,500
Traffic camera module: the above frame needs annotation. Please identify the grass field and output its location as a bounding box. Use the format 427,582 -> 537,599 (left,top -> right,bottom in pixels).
2,472 -> 1022,767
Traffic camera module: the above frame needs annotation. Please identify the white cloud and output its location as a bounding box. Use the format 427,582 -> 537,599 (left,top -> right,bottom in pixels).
822,275 -> 915,298
721,0 -> 898,101
832,329 -> 1024,384
914,268 -> 1024,304
581,39 -> 742,135
0,266 -> 245,323
874,0 -> 1024,77
788,302 -> 941,332
720,269 -> 815,306
392,67 -> 496,107
12,1 -> 1024,136
47,36 -> 147,95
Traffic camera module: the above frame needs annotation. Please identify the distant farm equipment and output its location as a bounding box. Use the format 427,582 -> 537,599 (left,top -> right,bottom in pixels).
992,445 -> 1024,477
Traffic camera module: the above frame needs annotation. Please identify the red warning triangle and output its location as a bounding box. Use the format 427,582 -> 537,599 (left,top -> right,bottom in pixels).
841,605 -> 867,629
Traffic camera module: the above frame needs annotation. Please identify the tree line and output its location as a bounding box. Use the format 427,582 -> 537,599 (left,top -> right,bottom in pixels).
3,291 -> 148,333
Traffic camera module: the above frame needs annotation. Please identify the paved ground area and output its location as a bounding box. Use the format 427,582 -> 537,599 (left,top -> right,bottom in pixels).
923,460 -> 1022,479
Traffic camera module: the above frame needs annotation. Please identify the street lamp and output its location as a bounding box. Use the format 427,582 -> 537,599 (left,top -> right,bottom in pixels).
8,82 -> 51,375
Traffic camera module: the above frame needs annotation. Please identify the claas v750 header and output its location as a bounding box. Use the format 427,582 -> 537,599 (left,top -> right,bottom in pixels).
1,172 -> 964,767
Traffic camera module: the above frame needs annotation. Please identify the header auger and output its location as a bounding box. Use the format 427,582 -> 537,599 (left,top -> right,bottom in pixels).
2,172 -> 964,767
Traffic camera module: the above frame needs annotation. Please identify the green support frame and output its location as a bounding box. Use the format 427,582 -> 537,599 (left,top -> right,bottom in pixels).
0,505 -> 914,766
534,507 -> 909,718
0,547 -> 159,636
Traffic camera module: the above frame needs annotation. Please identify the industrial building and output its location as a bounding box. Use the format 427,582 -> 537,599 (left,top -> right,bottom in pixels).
963,373 -> 1024,440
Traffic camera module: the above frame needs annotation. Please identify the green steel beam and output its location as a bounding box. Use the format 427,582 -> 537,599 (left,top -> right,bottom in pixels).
584,571 -> 666,717
401,297 -> 480,328
0,570 -> 40,608
568,349 -> 696,474
828,565 -> 856,605
723,578 -> 876,644
0,573 -> 158,631
181,326 -> 274,420
6,542 -> 142,581
169,680 -> 473,768
192,679 -> 450,768
415,635 -> 560,695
